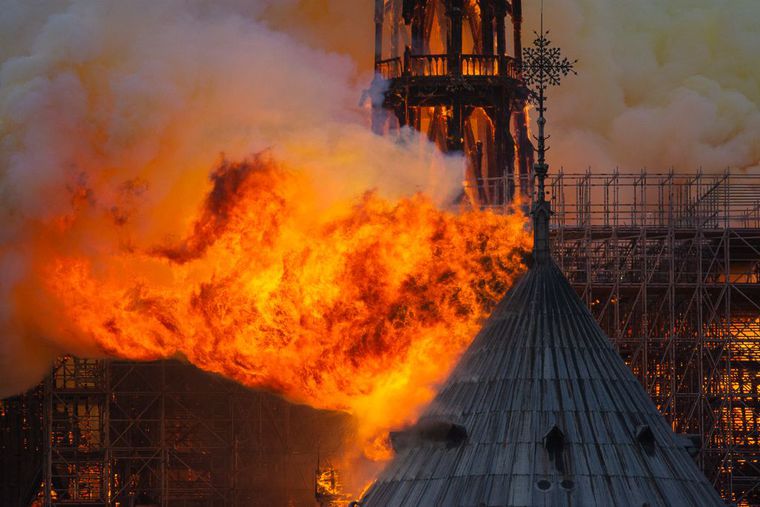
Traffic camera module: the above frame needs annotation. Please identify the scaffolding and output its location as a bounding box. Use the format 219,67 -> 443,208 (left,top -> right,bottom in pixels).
1,358 -> 350,507
548,170 -> 760,506
0,386 -> 43,506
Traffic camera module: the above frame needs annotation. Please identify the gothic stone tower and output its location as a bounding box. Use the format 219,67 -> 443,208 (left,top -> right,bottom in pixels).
372,0 -> 534,206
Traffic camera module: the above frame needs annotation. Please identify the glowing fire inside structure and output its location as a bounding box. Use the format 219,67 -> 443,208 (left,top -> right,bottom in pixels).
371,0 -> 534,207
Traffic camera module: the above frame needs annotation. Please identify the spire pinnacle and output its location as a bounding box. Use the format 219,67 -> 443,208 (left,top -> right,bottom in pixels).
519,10 -> 576,263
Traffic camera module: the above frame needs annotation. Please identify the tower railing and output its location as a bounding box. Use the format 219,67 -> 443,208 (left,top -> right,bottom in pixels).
376,57 -> 402,80
376,53 -> 518,80
409,54 -> 448,77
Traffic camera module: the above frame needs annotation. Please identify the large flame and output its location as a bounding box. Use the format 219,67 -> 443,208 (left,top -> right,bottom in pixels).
38,153 -> 530,459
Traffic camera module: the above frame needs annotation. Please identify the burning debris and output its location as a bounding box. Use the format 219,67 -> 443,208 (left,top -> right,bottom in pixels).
316,461 -> 352,507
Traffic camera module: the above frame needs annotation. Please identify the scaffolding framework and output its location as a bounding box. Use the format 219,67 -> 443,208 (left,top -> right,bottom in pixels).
1,359 -> 351,507
548,170 -> 760,506
0,387 -> 43,506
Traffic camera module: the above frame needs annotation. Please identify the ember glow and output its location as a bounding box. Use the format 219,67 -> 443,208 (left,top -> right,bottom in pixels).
39,154 -> 530,458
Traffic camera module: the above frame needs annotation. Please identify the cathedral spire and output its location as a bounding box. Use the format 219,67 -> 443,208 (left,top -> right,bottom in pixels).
519,2 -> 576,263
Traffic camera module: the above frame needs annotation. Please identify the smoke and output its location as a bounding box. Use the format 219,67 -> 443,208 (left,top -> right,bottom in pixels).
0,0 -> 462,396
533,0 -> 760,173
258,0 -> 760,173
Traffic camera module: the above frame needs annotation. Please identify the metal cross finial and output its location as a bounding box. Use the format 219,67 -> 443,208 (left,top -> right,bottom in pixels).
521,30 -> 576,178
521,32 -> 577,99
519,1 -> 576,263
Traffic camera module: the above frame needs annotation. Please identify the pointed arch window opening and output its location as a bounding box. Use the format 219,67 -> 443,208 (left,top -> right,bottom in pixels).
543,424 -> 567,473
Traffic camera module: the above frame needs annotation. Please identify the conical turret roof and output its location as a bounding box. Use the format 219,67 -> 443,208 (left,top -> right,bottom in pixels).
360,260 -> 725,506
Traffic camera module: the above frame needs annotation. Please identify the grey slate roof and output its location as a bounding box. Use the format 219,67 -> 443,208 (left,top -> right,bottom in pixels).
360,260 -> 725,507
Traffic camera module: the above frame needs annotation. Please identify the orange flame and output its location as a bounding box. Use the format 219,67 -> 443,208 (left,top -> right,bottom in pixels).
40,154 -> 531,459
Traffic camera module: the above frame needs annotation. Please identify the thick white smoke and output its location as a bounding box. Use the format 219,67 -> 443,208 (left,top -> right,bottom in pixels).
0,0 -> 461,396
534,0 -> 760,173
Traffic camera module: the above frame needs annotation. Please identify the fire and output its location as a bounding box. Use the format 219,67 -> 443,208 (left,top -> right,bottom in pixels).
39,153 -> 530,459
316,463 -> 351,507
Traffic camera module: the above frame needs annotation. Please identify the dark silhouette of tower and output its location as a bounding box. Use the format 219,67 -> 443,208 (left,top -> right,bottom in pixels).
372,0 -> 534,207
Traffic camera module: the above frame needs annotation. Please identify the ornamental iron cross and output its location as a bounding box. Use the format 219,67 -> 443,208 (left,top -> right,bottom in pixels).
518,23 -> 577,181
520,31 -> 577,102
